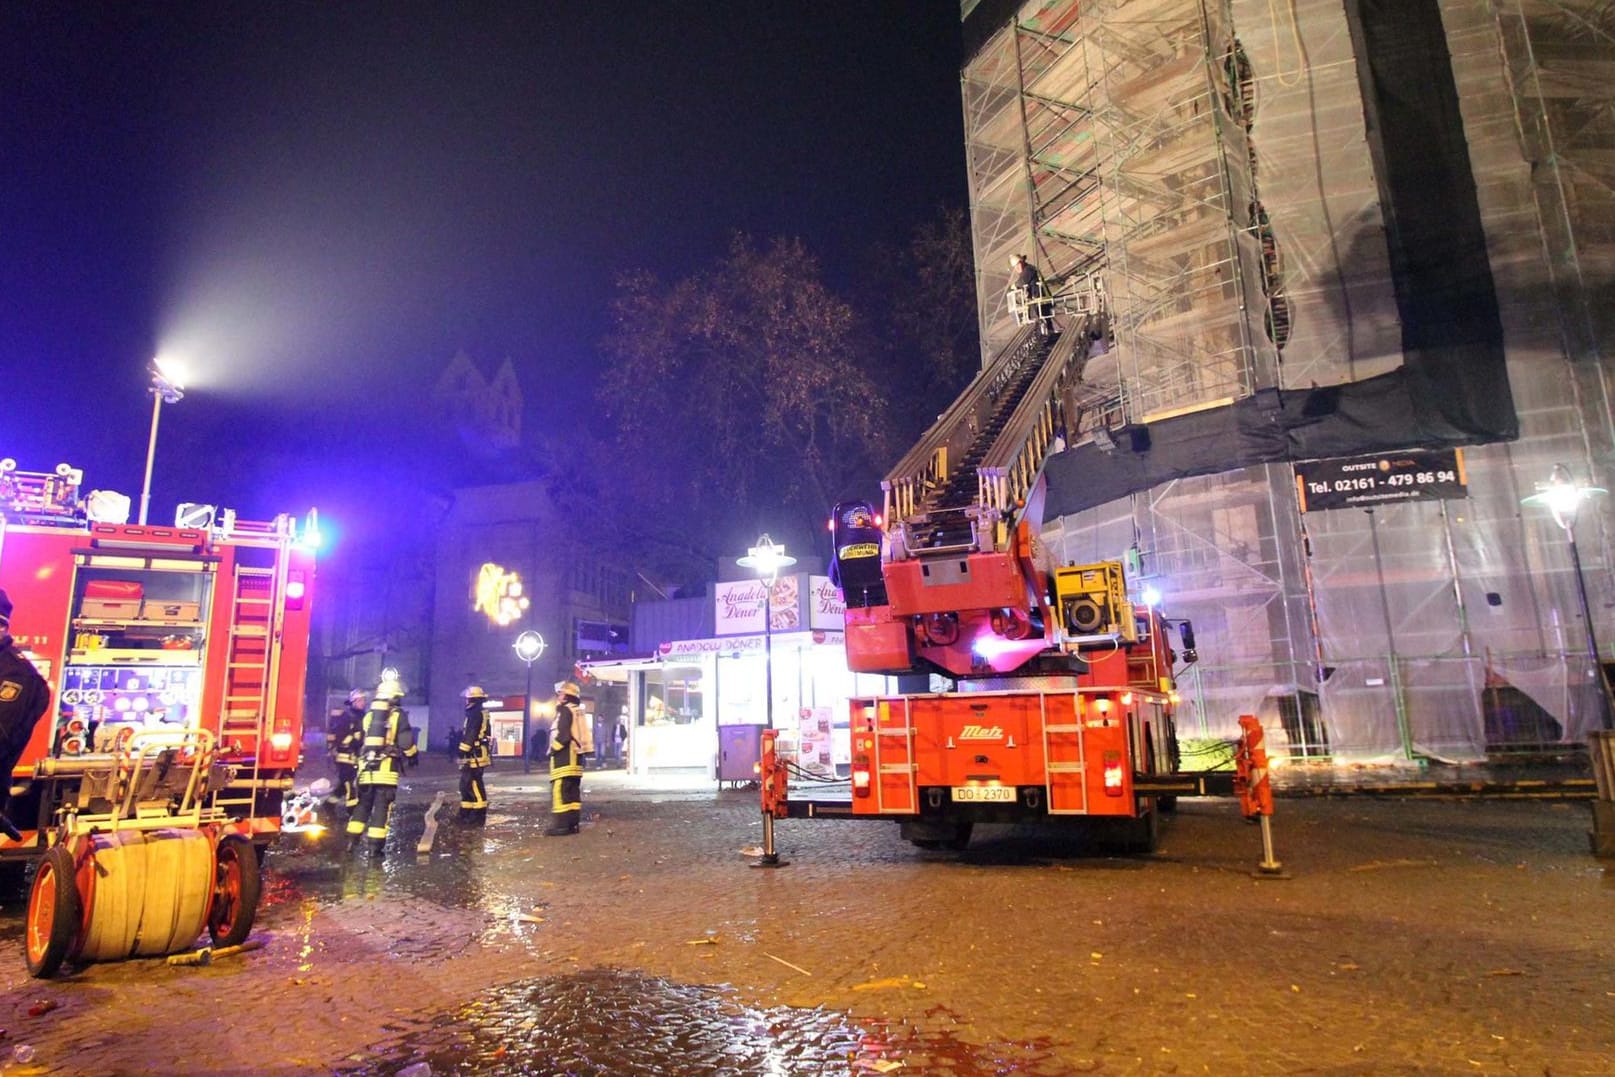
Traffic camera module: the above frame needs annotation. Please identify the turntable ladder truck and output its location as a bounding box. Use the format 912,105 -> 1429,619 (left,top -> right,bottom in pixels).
754,286 -> 1280,867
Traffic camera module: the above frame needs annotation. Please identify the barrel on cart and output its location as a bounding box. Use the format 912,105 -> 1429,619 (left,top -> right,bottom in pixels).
22,730 -> 261,978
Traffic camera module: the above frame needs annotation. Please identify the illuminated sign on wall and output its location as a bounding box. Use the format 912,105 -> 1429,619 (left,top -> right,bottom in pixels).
473,562 -> 531,626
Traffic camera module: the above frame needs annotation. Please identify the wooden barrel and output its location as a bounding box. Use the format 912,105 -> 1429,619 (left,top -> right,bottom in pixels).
78,829 -> 214,961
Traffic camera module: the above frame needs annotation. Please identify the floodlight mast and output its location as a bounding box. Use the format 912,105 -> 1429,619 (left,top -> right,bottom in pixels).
138,359 -> 186,526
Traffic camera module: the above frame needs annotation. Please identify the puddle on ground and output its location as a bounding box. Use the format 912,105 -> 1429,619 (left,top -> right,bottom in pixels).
335,967 -> 1065,1076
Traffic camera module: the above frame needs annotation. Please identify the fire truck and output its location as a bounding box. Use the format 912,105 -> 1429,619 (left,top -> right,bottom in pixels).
759,293 -> 1276,862
0,459 -> 317,972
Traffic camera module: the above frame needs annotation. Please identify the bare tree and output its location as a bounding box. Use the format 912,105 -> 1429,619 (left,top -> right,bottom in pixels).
594,234 -> 891,582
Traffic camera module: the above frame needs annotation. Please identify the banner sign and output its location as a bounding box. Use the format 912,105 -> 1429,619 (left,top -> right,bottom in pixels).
658,630 -> 842,658
1295,449 -> 1467,513
807,575 -> 845,630
715,576 -> 801,636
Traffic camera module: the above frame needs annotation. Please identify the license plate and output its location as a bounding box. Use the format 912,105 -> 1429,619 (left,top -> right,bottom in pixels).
951,785 -> 1015,803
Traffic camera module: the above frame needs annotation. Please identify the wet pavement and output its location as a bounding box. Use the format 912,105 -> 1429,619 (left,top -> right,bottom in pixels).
0,756 -> 1610,1075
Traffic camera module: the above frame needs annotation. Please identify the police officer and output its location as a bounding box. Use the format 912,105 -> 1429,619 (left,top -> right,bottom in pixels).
457,685 -> 492,824
546,681 -> 585,836
345,676 -> 418,857
327,689 -> 366,814
0,590 -> 51,842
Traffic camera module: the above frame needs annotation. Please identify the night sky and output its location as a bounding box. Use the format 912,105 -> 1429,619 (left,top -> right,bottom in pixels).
3,3 -> 967,534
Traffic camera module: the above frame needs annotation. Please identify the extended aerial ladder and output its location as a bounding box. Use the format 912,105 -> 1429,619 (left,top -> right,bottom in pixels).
841,278 -> 1106,679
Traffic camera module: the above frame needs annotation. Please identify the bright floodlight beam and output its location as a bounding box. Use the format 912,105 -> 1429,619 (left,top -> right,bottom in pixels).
138,357 -> 188,526
1522,463 -> 1613,731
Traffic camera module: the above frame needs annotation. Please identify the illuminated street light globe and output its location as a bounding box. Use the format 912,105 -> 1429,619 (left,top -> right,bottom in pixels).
1522,463 -> 1605,532
513,630 -> 546,663
737,534 -> 796,581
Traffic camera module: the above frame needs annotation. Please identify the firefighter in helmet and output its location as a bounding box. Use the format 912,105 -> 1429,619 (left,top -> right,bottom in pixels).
327,688 -> 367,814
457,684 -> 493,824
0,590 -> 51,842
345,674 -> 418,857
546,680 -> 585,836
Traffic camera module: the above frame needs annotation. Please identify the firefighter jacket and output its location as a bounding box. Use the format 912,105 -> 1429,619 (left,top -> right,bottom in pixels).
458,703 -> 491,770
328,704 -> 365,766
549,702 -> 585,778
0,635 -> 51,771
356,700 -> 418,787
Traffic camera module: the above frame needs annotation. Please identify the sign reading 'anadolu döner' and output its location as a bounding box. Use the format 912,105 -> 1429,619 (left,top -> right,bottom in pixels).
714,575 -> 845,635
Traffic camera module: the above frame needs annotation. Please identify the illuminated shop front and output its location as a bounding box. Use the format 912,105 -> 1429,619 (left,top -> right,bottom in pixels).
583,575 -> 896,779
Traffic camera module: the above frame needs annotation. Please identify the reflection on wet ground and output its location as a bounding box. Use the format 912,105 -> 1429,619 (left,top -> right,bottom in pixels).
335,967 -> 1064,1077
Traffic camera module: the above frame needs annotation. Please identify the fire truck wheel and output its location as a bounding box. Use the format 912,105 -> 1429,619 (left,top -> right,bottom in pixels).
209,835 -> 262,948
1147,729 -> 1178,814
1114,804 -> 1160,855
25,845 -> 81,979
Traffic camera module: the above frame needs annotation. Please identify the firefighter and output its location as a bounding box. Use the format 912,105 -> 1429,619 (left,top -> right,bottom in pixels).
327,689 -> 367,814
546,680 -> 585,836
457,684 -> 492,824
0,590 -> 51,842
345,676 -> 418,857
1009,253 -> 1054,335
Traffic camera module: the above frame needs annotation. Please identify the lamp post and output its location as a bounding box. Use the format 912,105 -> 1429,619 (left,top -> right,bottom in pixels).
514,631 -> 546,772
1523,463 -> 1614,731
738,534 -> 797,731
739,534 -> 796,870
138,357 -> 186,526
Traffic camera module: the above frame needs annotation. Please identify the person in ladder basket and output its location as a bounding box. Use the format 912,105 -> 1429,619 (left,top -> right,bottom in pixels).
345,676 -> 418,857
327,688 -> 367,815
1009,253 -> 1054,336
546,680 -> 588,836
458,685 -> 493,824
0,590 -> 51,842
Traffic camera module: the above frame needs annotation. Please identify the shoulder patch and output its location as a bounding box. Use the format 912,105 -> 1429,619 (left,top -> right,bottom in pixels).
0,681 -> 20,702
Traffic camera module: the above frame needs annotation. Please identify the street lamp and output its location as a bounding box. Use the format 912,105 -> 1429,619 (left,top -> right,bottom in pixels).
139,357 -> 186,526
737,534 -> 796,731
513,631 -> 546,772
1523,463 -> 1614,730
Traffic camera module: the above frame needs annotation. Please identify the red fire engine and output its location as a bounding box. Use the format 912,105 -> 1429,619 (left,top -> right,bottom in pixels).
758,309 -> 1277,864
0,460 -> 316,973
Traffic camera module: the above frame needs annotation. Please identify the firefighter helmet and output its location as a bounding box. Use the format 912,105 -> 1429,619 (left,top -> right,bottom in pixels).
377,676 -> 405,700
347,689 -> 368,706
462,685 -> 487,701
555,680 -> 581,699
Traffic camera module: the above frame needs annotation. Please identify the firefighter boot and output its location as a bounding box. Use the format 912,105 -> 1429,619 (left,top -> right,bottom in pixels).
365,837 -> 386,859
544,818 -> 579,837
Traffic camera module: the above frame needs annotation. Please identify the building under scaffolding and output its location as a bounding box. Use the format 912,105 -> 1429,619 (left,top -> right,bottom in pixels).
958,0 -> 1615,761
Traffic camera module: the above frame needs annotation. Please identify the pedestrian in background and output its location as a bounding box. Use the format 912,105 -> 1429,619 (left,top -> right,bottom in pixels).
457,684 -> 492,824
327,689 -> 366,814
546,681 -> 585,836
0,589 -> 50,841
346,676 -> 418,857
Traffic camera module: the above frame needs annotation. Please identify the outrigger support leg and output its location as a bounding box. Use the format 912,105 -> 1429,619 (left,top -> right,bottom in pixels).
1235,714 -> 1289,880
751,729 -> 790,870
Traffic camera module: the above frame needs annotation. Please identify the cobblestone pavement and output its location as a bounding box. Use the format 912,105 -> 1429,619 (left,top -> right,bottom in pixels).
0,758 -> 1610,1076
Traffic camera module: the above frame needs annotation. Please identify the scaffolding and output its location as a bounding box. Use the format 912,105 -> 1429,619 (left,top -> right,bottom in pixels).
962,0 -> 1615,761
